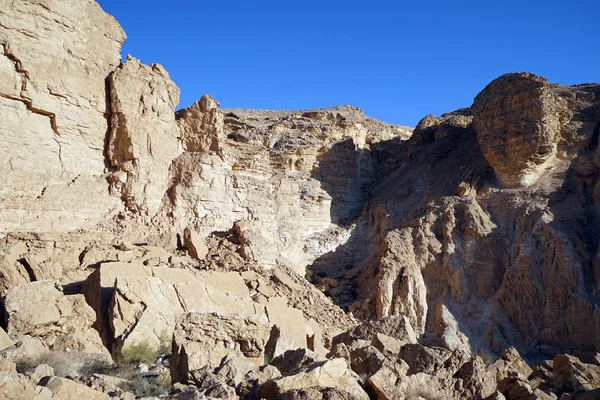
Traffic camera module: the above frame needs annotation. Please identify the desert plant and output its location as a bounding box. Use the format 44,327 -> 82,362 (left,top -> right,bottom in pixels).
475,349 -> 498,366
108,363 -> 170,397
547,371 -> 584,394
117,341 -> 160,365
16,351 -> 112,377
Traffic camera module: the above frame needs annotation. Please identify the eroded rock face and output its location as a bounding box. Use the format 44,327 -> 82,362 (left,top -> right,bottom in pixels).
0,0 -> 125,232
108,56 -> 181,215
2,281 -> 108,357
167,105 -> 411,274
472,73 -> 572,188
171,312 -> 271,383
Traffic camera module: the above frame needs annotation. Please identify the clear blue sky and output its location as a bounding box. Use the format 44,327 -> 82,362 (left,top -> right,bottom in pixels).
97,0 -> 598,127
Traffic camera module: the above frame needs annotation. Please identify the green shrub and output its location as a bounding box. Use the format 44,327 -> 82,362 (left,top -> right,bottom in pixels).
118,342 -> 158,365
547,371 -> 584,394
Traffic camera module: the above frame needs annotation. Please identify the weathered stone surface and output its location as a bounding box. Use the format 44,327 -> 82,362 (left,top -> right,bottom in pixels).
0,369 -> 39,400
183,228 -> 209,261
42,376 -> 110,400
110,271 -> 257,354
107,56 -> 180,215
0,327 -> 14,351
257,358 -> 368,400
472,73 -> 572,188
332,316 -> 416,350
171,312 -> 271,383
167,104 -> 411,274
2,281 -> 108,356
81,262 -> 149,345
0,0 -> 125,232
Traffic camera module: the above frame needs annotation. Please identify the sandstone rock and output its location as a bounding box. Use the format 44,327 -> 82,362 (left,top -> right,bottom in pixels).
257,358 -> 368,400
2,281 -> 108,356
472,73 -> 572,188
367,366 -> 404,400
81,262 -> 149,345
42,376 -> 110,400
489,347 -> 533,382
215,353 -> 259,388
108,56 -> 180,215
0,327 -> 14,351
0,369 -> 40,400
552,354 -> 600,392
110,271 -> 257,354
349,346 -> 385,378
177,94 -> 223,153
332,316 -> 416,350
270,349 -> 324,376
398,344 -> 452,375
372,333 -> 403,356
239,364 -> 282,399
265,303 -> 307,357
0,0 -> 125,233
278,386 -> 368,400
171,312 -> 271,383
183,228 -> 209,260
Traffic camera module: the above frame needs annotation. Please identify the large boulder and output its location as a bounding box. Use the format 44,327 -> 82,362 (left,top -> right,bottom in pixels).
257,357 -> 369,400
472,72 -> 572,188
41,376 -> 110,400
2,281 -> 108,356
110,270 -> 257,354
171,312 -> 271,383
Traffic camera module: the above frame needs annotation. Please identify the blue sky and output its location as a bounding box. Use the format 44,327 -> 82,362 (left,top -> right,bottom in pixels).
97,0 -> 598,127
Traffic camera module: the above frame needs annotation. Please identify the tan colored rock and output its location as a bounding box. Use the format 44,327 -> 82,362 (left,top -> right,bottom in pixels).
257,358 -> 368,400
0,369 -> 39,400
28,364 -> 54,384
367,366 -> 404,400
81,262 -> 149,345
42,376 -> 110,400
108,56 -> 180,215
332,315 -> 416,351
177,94 -> 223,153
552,354 -> 600,392
110,271 -> 257,354
0,0 -> 125,233
265,304 -> 307,357
0,327 -> 14,351
472,72 -> 572,188
171,312 -> 271,383
489,347 -> 533,382
2,281 -> 108,356
183,228 -> 209,260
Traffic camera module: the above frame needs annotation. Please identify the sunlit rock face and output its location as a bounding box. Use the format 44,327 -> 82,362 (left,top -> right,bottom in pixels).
0,0 -> 126,232
167,104 -> 412,274
472,72 -> 572,188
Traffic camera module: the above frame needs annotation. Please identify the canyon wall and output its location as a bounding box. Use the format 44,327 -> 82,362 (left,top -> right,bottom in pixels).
2,0 -> 600,374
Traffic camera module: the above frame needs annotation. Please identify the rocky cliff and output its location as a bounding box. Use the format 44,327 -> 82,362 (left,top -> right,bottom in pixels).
1,0 -> 600,399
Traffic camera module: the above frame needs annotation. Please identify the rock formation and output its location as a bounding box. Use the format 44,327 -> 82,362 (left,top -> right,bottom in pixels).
1,0 -> 600,399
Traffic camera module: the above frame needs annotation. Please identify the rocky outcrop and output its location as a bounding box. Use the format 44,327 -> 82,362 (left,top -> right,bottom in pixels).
171,312 -> 271,382
2,281 -> 109,356
472,73 -> 573,188
107,56 -> 180,216
3,1 -> 600,399
167,105 -> 411,274
321,74 -> 600,360
0,0 -> 125,232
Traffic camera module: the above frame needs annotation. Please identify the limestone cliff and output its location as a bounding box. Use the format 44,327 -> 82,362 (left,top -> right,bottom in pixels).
2,0 -> 600,399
